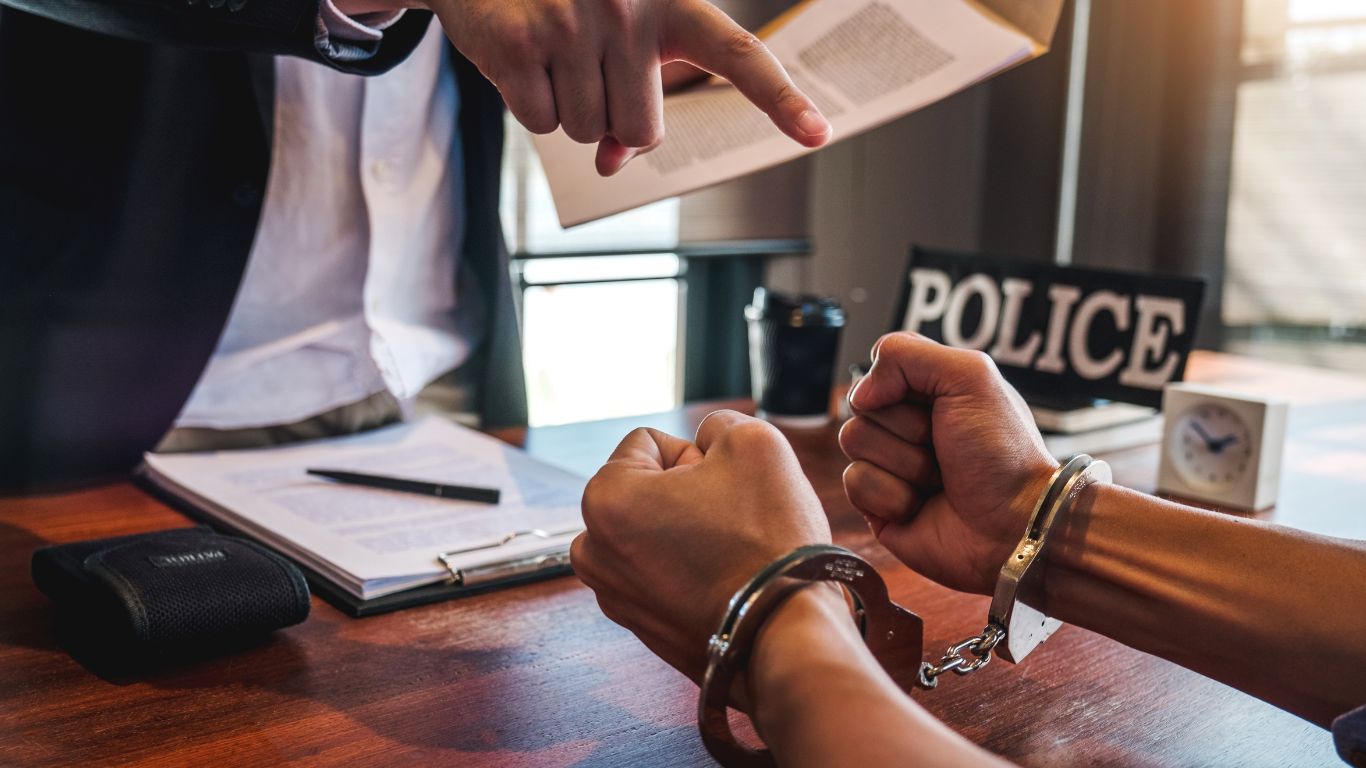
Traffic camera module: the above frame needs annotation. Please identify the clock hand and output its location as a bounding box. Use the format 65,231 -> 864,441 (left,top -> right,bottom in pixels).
1212,435 -> 1240,454
1189,421 -> 1218,449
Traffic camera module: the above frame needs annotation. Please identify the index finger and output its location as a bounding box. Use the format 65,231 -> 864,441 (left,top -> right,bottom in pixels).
663,0 -> 832,147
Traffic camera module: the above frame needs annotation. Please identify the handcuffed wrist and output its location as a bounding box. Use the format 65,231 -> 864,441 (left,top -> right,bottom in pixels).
997,461 -> 1065,590
699,545 -> 926,766
746,585 -> 863,724
1043,472 -> 1106,572
921,454 -> 1111,688
995,455 -> 1110,655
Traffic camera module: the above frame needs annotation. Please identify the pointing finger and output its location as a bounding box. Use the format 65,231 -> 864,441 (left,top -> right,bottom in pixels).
663,0 -> 832,147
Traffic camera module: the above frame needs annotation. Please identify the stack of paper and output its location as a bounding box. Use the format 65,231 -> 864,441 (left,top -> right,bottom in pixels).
534,0 -> 1062,226
143,418 -> 586,601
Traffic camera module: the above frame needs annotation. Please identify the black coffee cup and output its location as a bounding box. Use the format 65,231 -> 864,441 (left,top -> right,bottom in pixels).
745,288 -> 846,426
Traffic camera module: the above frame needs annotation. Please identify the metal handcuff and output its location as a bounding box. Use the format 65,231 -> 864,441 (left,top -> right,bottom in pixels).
697,454 -> 1112,767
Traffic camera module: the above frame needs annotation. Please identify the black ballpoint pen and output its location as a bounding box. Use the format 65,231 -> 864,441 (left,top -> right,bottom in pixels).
307,468 -> 501,505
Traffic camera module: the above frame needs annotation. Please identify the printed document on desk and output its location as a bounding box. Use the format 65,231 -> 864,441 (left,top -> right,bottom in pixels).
142,418 -> 585,602
534,0 -> 1063,226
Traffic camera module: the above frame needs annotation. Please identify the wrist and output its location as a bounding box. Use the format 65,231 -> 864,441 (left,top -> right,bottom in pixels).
746,585 -> 870,735
987,460 -> 1063,594
1040,470 -> 1115,617
744,584 -> 1004,767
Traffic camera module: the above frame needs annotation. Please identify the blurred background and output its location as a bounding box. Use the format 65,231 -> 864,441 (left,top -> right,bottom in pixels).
500,0 -> 1366,426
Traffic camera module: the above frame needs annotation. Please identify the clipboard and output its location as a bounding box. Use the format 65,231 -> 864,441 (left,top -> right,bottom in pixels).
138,473 -> 579,617
136,417 -> 588,618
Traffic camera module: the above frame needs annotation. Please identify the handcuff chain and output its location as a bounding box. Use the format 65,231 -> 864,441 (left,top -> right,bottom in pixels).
917,623 -> 1005,689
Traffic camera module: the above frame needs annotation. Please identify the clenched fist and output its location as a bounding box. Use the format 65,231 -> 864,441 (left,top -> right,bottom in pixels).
841,333 -> 1059,595
572,410 -> 832,683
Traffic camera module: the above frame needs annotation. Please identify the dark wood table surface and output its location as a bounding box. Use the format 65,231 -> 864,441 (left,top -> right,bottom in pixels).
2,352 -> 1362,767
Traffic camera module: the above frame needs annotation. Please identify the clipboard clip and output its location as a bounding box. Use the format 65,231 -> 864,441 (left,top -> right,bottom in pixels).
438,527 -> 582,587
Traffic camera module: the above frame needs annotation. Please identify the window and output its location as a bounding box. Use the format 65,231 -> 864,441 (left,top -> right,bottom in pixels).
500,122 -> 686,426
1224,0 -> 1366,371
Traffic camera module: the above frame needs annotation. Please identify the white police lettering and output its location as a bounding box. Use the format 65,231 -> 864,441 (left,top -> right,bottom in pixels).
1068,290 -> 1130,380
1035,284 -> 1081,375
901,268 -> 1191,392
1119,295 -> 1186,388
943,273 -> 1000,350
989,278 -> 1041,366
903,267 -> 951,332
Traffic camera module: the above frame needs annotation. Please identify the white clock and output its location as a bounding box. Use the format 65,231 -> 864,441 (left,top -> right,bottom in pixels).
1157,383 -> 1289,511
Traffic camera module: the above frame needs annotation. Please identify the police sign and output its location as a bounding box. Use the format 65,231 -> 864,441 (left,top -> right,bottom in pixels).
893,248 -> 1205,408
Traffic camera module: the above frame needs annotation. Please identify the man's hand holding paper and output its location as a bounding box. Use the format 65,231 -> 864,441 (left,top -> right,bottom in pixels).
534,0 -> 1061,226
337,0 -> 833,175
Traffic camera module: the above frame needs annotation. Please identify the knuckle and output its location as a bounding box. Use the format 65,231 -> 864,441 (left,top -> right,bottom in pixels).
580,475 -> 615,524
842,462 -> 871,502
837,417 -> 863,458
964,349 -> 998,375
547,1 -> 578,35
594,595 -> 626,627
569,534 -> 592,572
521,112 -> 560,135
879,330 -> 917,351
772,82 -> 801,110
872,332 -> 909,362
644,125 -> 665,151
564,117 -> 606,144
498,20 -> 539,59
725,29 -> 766,60
614,123 -> 661,150
623,426 -> 654,447
598,0 -> 631,26
566,92 -> 607,140
724,419 -> 781,448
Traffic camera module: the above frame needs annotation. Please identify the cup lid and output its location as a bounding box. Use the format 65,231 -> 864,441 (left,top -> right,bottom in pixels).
745,288 -> 845,327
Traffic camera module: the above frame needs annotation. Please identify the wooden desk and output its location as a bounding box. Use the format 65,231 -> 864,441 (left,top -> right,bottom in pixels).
2,352 -> 1361,766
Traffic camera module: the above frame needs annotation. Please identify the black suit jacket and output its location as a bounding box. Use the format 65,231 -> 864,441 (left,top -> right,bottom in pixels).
0,1 -> 528,492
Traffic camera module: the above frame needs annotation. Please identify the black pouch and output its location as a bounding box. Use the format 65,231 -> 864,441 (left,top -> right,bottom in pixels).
32,526 -> 310,661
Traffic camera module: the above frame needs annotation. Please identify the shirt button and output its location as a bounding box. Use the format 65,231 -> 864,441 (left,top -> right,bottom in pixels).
371,161 -> 393,182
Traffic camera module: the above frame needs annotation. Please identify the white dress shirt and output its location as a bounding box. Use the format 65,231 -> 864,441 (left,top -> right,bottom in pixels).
176,15 -> 482,430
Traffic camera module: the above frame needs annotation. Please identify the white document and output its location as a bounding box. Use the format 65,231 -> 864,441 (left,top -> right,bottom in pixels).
143,418 -> 586,600
534,0 -> 1051,227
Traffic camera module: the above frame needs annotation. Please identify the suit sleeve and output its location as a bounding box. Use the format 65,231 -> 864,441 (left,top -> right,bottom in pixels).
0,0 -> 433,74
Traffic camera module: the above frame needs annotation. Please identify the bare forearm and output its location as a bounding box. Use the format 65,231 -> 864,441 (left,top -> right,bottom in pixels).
748,589 -> 1008,767
1046,482 -> 1366,726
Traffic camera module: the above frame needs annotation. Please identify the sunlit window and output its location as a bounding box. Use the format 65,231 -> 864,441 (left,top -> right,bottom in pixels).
1225,0 -> 1366,371
500,123 -> 686,425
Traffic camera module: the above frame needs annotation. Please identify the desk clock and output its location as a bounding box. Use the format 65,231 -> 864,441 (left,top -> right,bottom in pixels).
1157,383 -> 1288,511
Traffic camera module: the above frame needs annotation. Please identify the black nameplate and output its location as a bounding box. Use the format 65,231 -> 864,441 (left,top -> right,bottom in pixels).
891,248 -> 1205,409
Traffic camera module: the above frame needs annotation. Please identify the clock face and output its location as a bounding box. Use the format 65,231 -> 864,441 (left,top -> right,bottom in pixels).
1168,403 -> 1254,491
